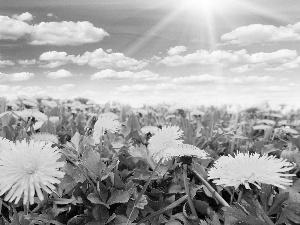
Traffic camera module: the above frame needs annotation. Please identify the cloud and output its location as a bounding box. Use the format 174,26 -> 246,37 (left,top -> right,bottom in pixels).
0,15 -> 108,46
167,46 -> 187,56
18,59 -> 36,65
46,69 -> 73,79
47,84 -> 75,92
0,60 -> 14,67
171,74 -> 224,84
159,49 -> 247,67
0,72 -> 34,81
230,76 -> 274,85
221,23 -> 300,45
158,48 -> 298,71
264,86 -> 290,92
12,12 -> 33,21
39,48 -> 148,70
0,16 -> 32,40
47,13 -> 54,17
229,65 -> 253,73
91,69 -> 169,81
118,84 -> 151,92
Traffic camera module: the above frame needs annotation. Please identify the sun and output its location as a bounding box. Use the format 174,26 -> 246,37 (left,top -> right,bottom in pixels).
182,0 -> 232,15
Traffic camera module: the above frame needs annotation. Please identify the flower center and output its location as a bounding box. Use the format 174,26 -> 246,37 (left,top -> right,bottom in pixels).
24,162 -> 37,174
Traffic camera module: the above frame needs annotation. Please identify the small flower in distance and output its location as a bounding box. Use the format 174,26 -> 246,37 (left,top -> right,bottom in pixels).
14,109 -> 48,122
0,140 -> 65,205
31,133 -> 59,144
208,152 -> 295,190
49,116 -> 60,124
93,116 -> 120,144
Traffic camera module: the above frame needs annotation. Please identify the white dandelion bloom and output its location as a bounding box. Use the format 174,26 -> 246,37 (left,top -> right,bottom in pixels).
157,144 -> 208,162
0,140 -> 65,205
93,116 -> 120,144
208,152 -> 295,190
14,109 -> 48,122
141,126 -> 159,134
148,125 -> 184,162
0,137 -> 14,153
49,116 -> 60,124
99,112 -> 119,120
31,133 -> 59,144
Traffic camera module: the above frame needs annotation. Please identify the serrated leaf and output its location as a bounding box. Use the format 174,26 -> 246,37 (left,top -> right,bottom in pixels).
82,149 -> 105,177
62,163 -> 86,183
106,189 -> 130,206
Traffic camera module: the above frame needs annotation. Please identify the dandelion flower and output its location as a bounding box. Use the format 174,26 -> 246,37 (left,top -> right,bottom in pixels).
208,152 -> 295,189
93,116 -> 120,144
148,125 -> 184,161
141,126 -> 159,134
0,137 -> 14,153
14,109 -> 48,122
49,116 -> 60,124
0,140 -> 65,205
31,133 -> 59,144
158,144 -> 208,162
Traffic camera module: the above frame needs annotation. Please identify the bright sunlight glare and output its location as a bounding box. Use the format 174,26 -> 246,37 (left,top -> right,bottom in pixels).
182,0 -> 233,14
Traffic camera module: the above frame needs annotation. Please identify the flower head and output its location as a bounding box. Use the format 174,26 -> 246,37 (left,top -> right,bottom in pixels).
148,125 -> 184,161
158,144 -> 208,162
49,116 -> 60,124
93,116 -> 120,143
208,152 -> 295,189
0,137 -> 14,153
0,140 -> 65,205
14,109 -> 48,122
31,133 -> 59,144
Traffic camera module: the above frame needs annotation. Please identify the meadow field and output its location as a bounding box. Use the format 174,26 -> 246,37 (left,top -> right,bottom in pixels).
0,96 -> 299,225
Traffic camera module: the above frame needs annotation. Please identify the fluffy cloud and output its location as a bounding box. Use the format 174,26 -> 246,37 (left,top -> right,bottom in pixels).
230,76 -> 274,85
172,74 -> 224,84
46,69 -> 73,79
221,23 -> 300,45
91,69 -> 169,81
0,72 -> 34,81
0,15 -> 108,45
159,49 -> 247,66
167,46 -> 187,56
158,49 -> 298,71
0,60 -> 14,67
12,12 -> 33,21
0,16 -> 32,40
18,59 -> 36,65
39,48 -> 148,70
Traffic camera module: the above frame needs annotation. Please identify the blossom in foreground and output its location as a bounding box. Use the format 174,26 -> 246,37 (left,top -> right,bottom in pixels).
93,116 -> 120,143
208,152 -> 295,189
31,133 -> 59,144
0,140 -> 65,205
0,137 -> 14,153
148,125 -> 184,162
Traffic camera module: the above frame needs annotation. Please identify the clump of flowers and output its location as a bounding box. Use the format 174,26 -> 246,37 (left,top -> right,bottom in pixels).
14,109 -> 48,122
31,133 -> 59,144
0,139 -> 65,205
208,152 -> 295,189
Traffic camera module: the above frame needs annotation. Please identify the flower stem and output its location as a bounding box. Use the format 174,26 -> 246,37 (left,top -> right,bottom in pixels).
126,158 -> 163,225
136,195 -> 188,225
237,188 -> 243,203
182,164 -> 199,221
191,167 -> 229,207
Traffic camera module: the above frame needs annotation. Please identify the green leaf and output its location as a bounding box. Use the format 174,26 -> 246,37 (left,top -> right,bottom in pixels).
267,192 -> 289,216
82,148 -> 105,177
93,205 -> 109,223
62,163 -> 86,183
193,199 -> 209,215
259,184 -> 272,212
106,189 -> 130,206
282,201 -> 300,224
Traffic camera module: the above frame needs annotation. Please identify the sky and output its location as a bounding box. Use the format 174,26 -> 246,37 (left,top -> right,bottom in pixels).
1,0 -> 300,107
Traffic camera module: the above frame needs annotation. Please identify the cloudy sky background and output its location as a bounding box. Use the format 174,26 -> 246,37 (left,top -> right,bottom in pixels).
1,0 -> 300,107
